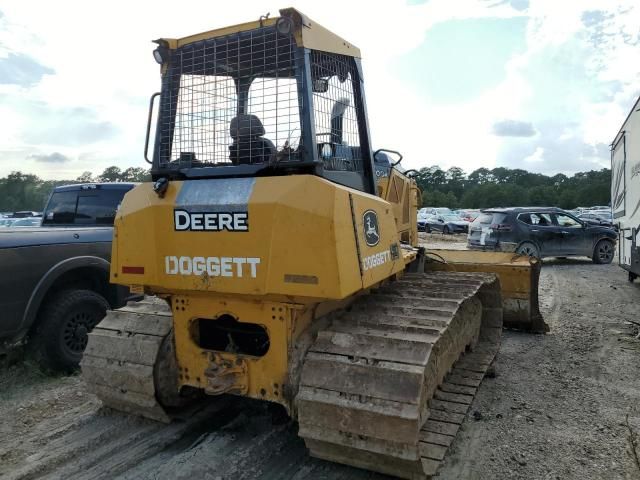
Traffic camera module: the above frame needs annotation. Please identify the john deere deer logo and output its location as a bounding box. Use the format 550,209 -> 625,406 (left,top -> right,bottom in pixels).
363,210 -> 380,247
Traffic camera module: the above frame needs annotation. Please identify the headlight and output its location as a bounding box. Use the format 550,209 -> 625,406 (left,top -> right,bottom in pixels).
153,46 -> 169,65
276,16 -> 293,35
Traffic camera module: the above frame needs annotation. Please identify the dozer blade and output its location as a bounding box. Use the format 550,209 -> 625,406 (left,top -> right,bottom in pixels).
296,271 -> 503,479
424,249 -> 547,333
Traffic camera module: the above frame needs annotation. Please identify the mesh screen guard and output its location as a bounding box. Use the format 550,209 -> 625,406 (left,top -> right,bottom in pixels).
311,50 -> 363,175
154,25 -> 368,185
157,26 -> 300,167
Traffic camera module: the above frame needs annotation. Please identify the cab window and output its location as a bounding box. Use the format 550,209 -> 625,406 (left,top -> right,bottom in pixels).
528,213 -> 552,226
42,191 -> 78,224
555,214 -> 582,228
75,191 -> 126,225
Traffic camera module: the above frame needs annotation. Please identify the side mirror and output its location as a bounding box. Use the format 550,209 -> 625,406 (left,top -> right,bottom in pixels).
439,219 -> 444,223
373,149 -> 403,167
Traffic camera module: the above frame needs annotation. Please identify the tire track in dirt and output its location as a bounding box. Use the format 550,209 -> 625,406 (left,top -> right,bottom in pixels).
437,260 -> 640,480
0,371 -> 381,480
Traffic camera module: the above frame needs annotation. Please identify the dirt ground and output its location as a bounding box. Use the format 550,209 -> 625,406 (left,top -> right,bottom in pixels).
1,241 -> 640,480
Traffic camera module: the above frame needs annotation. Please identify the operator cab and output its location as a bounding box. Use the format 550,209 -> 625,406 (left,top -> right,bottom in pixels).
149,9 -> 376,194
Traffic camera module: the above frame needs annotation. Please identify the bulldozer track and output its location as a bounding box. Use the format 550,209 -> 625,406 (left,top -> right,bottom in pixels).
81,297 -> 175,423
296,271 -> 503,479
81,272 -> 501,479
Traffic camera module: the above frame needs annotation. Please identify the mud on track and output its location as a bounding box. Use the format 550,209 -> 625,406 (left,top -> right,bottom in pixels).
1,259 -> 640,480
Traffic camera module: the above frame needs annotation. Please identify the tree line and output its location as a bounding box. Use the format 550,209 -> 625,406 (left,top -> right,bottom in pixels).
0,164 -> 610,212
413,166 -> 611,209
0,167 -> 150,212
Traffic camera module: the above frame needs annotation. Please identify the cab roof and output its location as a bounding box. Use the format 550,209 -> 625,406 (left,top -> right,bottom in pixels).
160,8 -> 361,58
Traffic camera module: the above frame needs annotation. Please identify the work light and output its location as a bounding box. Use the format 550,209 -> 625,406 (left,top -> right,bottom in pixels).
276,16 -> 293,35
153,46 -> 169,65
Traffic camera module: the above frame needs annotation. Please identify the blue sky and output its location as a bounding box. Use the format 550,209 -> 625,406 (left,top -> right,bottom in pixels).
398,16 -> 528,104
0,0 -> 638,179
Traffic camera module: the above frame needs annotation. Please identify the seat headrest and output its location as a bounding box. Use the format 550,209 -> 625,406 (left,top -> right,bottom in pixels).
230,115 -> 265,139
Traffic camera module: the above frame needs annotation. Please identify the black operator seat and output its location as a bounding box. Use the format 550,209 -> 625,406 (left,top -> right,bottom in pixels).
229,114 -> 276,165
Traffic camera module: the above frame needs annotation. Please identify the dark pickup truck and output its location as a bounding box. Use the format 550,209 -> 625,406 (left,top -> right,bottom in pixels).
0,182 -> 136,371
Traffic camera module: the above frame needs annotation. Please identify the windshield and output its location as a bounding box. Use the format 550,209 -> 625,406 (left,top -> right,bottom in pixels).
442,215 -> 461,221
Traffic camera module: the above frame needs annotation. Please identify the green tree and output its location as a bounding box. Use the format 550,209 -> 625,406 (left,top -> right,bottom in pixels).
76,171 -> 95,182
467,168 -> 494,186
0,165 -> 613,213
445,166 -> 465,199
422,189 -> 459,208
120,167 -> 151,182
98,166 -> 123,182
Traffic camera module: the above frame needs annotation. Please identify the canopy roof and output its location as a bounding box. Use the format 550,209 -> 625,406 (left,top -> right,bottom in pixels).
159,8 -> 361,58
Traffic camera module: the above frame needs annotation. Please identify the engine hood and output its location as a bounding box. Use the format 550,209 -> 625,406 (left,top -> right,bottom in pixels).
584,224 -> 617,236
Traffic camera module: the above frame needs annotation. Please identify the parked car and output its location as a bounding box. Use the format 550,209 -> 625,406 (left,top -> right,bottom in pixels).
591,209 -> 613,220
468,207 -> 617,263
577,212 -> 614,228
432,207 -> 452,216
417,211 -> 429,231
417,207 -> 431,219
422,214 -> 469,234
457,209 -> 480,222
10,210 -> 41,218
419,207 -> 452,217
418,214 -> 438,232
10,217 -> 42,227
0,182 -> 137,371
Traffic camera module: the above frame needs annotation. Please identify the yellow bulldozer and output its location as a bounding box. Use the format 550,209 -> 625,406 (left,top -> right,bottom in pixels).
82,9 -> 544,478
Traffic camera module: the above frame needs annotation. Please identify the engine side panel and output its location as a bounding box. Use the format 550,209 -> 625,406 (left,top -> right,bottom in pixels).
112,175 -> 405,301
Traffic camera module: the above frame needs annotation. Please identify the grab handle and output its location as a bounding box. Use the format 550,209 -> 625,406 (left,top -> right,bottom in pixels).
144,92 -> 161,164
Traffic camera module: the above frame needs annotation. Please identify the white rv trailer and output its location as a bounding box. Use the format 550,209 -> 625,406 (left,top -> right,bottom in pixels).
611,95 -> 640,282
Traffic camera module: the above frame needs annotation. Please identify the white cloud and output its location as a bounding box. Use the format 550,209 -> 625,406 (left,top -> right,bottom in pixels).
523,146 -> 544,163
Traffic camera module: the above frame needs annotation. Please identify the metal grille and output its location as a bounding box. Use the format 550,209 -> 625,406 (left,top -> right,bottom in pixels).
158,26 -> 302,167
310,51 -> 362,173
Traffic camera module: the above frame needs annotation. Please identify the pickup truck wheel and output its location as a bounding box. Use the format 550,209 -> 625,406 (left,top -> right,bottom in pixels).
33,289 -> 109,372
593,239 -> 614,264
